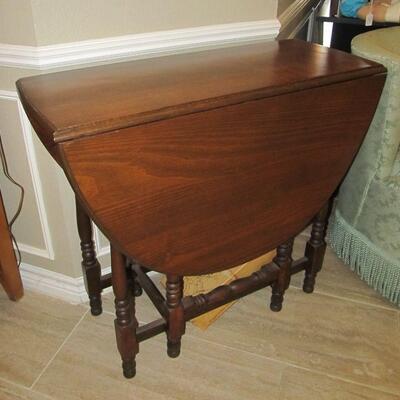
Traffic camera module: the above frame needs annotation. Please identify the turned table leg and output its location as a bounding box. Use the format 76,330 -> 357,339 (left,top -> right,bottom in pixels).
76,199 -> 102,316
303,201 -> 331,293
270,238 -> 294,312
166,274 -> 185,358
132,271 -> 143,297
127,260 -> 143,297
111,245 -> 139,378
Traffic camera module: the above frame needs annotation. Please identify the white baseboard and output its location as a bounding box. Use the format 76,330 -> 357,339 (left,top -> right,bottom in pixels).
20,263 -> 111,304
0,19 -> 280,70
19,262 -> 158,305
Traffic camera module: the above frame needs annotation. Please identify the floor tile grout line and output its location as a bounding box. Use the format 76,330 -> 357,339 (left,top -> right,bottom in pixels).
0,376 -> 30,391
97,273 -> 399,315
83,298 -> 399,396
185,333 -> 400,397
323,371 -> 400,397
93,299 -> 400,333
288,284 -> 398,312
29,308 -> 90,390
99,283 -> 399,327
0,376 -> 56,400
184,332 -> 314,370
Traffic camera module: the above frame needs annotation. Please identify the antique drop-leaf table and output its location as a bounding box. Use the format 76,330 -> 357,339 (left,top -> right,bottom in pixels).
16,39 -> 386,378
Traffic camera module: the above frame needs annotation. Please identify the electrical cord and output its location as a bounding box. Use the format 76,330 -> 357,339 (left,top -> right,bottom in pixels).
0,131 -> 25,267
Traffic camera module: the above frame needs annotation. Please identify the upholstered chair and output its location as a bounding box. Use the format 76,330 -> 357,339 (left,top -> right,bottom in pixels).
328,27 -> 400,306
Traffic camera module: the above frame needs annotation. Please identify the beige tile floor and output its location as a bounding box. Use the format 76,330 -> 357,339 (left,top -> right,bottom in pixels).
1,238 -> 399,400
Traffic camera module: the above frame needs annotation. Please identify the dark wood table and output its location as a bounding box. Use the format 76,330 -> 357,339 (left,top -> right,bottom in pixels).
16,39 -> 386,378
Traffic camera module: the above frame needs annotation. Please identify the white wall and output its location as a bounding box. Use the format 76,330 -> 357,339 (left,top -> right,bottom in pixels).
29,0 -> 277,45
0,0 -> 36,45
0,0 -> 279,302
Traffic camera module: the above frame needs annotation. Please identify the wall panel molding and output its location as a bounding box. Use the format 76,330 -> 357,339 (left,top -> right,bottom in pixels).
0,20 -> 280,69
20,262 -> 159,304
93,224 -> 110,257
0,90 -> 55,260
277,0 -> 321,39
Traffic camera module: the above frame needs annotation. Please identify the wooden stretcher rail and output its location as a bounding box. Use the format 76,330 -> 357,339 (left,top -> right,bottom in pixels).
291,257 -> 310,274
100,257 -> 310,291
100,273 -> 112,289
132,254 -> 311,345
183,263 -> 280,321
133,264 -> 169,319
137,319 -> 167,343
131,254 -> 311,329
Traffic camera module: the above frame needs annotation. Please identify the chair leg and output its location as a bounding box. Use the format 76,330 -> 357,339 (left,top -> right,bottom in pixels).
303,201 -> 331,293
166,274 -> 185,358
76,199 -> 102,316
111,245 -> 139,379
270,239 -> 294,312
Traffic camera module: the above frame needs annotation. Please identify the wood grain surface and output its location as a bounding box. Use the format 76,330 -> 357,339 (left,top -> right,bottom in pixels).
59,74 -> 385,275
16,40 -> 384,149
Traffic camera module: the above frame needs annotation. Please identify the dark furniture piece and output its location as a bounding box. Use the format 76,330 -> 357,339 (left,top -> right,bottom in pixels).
316,0 -> 399,52
0,190 -> 23,301
16,40 -> 386,378
329,27 -> 400,306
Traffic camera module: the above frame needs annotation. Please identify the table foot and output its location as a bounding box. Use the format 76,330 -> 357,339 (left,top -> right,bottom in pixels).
89,295 -> 102,316
122,359 -> 136,378
76,198 -> 103,316
167,341 -> 181,358
270,294 -> 283,312
133,276 -> 143,297
270,239 -> 294,312
303,202 -> 331,294
166,275 -> 185,358
112,246 -> 139,379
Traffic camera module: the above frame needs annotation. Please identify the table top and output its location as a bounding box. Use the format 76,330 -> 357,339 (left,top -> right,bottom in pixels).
16,39 -> 387,274
17,39 -> 384,149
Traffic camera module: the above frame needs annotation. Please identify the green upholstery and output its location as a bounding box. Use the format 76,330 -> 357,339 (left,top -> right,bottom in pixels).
328,27 -> 400,306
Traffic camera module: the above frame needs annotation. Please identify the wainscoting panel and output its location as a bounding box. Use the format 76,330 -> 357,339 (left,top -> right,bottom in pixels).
93,224 -> 110,257
0,91 -> 54,260
0,19 -> 280,300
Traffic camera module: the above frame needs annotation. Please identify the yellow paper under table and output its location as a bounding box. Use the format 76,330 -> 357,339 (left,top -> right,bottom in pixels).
161,250 -> 276,330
